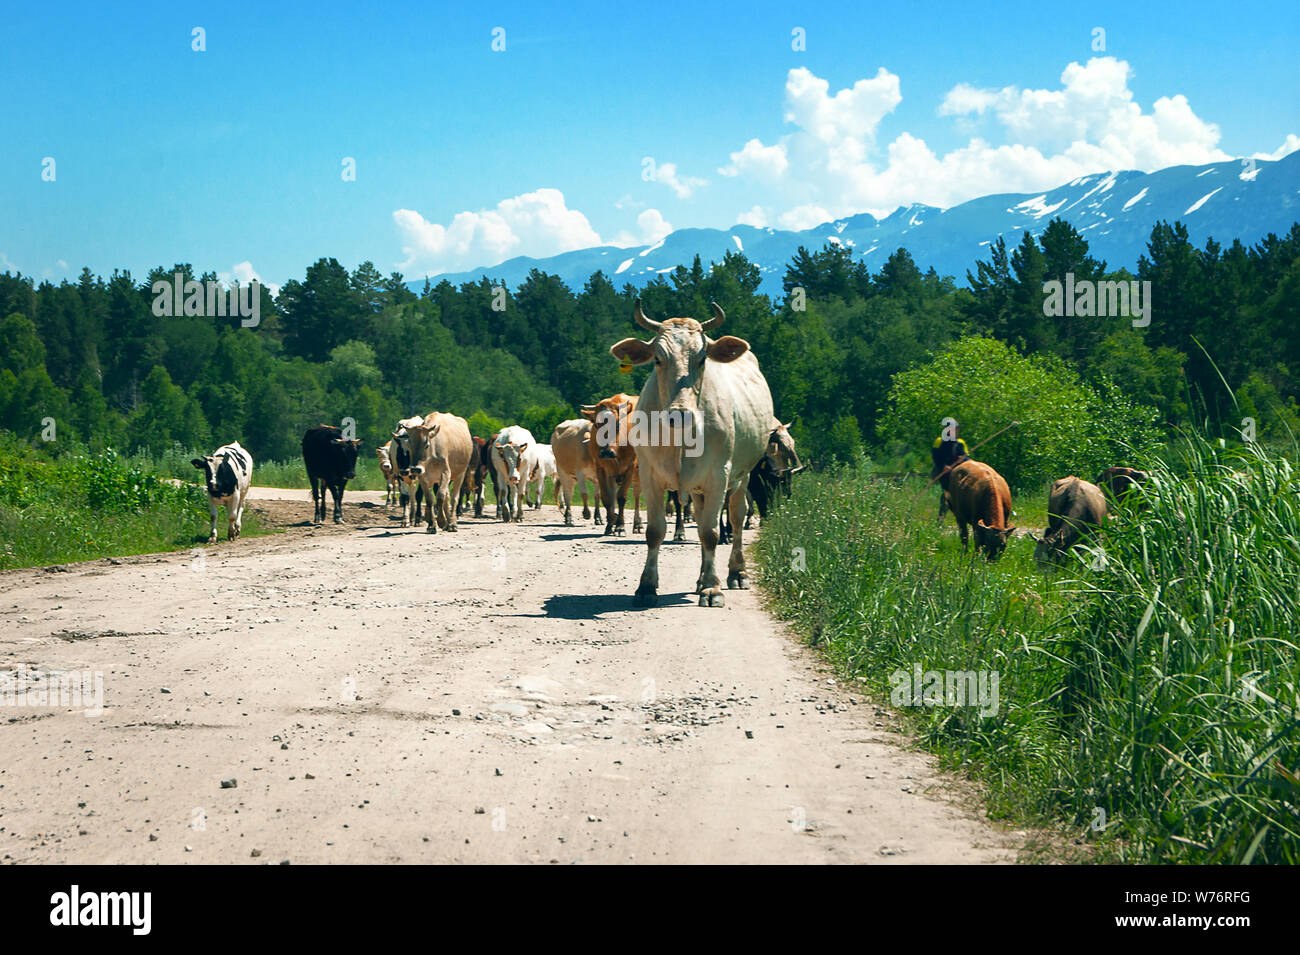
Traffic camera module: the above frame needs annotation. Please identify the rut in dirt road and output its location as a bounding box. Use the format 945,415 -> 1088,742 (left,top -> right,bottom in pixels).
0,490 -> 1018,864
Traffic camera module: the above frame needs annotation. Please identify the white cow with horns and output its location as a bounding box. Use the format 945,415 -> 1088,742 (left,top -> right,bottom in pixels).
610,298 -> 774,607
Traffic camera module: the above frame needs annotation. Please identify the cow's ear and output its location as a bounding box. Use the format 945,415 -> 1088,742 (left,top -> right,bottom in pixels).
611,338 -> 653,365
191,458 -> 206,470
580,408 -> 598,421
707,335 -> 750,363
518,443 -> 529,454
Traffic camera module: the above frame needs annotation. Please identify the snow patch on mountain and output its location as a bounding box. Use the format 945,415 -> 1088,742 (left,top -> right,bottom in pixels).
1185,188 -> 1223,214
1123,188 -> 1149,211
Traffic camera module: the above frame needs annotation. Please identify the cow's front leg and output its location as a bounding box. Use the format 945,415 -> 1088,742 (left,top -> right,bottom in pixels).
228,499 -> 244,541
444,480 -> 460,532
424,481 -> 438,533
331,484 -> 345,524
434,481 -> 450,531
726,485 -> 749,590
207,500 -> 219,543
635,480 -> 666,605
632,486 -> 642,534
958,520 -> 969,550
695,491 -> 725,607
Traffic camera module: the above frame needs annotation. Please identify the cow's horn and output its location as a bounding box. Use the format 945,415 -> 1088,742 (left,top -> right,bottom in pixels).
633,296 -> 662,333
580,403 -> 598,412
701,300 -> 724,331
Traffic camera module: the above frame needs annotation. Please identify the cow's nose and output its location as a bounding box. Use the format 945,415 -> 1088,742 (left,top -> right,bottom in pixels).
599,448 -> 616,459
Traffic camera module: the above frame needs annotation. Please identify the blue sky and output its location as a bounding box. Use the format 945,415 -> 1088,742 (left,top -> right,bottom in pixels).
2,0 -> 1296,289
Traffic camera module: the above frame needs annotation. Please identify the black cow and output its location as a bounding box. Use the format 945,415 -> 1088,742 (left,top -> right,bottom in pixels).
302,424 -> 363,524
481,432 -> 504,519
720,423 -> 802,543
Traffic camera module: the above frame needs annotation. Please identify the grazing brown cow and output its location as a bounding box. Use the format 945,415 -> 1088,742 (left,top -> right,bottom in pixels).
580,393 -> 642,536
1033,476 -> 1107,567
1096,466 -> 1149,504
945,460 -> 1015,559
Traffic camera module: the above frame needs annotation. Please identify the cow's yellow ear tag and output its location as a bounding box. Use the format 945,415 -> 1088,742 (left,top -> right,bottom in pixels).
618,360 -> 634,373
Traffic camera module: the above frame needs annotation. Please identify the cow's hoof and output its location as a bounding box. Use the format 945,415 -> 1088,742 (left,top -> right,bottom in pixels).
698,589 -> 725,608
207,536 -> 217,544
727,573 -> 749,590
582,508 -> 591,519
426,525 -> 437,534
673,532 -> 686,542
634,523 -> 643,534
446,525 -> 458,532
633,587 -> 659,606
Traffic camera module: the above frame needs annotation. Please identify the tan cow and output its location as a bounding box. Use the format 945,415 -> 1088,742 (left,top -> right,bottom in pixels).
551,419 -> 605,526
945,460 -> 1016,559
580,393 -> 642,536
403,411 -> 474,534
610,299 -> 774,607
376,443 -> 400,507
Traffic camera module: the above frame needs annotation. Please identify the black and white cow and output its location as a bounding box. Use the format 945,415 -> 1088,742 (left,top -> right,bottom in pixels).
302,424 -> 363,524
191,441 -> 253,542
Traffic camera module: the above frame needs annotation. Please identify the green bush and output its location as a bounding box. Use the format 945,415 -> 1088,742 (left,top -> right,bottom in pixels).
879,336 -> 1162,490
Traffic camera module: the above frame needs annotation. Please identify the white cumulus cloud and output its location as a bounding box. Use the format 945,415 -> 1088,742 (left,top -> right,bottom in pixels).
734,205 -> 769,228
218,261 -> 280,297
721,58 -> 1279,222
650,161 -> 708,199
394,188 -> 603,276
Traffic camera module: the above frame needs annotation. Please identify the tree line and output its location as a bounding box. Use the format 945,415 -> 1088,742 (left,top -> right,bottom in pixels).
1,216 -> 1296,473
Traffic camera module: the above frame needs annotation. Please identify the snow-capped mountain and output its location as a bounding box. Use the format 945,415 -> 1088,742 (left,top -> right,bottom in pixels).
410,151 -> 1300,299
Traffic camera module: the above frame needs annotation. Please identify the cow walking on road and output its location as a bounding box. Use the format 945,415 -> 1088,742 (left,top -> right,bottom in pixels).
191,442 -> 253,542
610,299 -> 774,607
523,443 -> 558,509
493,426 -> 536,522
551,419 -> 604,527
580,394 -> 642,537
404,412 -> 474,533
302,425 -> 362,524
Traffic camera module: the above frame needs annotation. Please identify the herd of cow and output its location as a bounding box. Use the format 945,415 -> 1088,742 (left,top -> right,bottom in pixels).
187,298 -> 1147,605
192,300 -> 803,607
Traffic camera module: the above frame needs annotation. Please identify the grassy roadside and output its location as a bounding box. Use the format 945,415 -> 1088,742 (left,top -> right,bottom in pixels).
752,438 -> 1300,863
0,438 -> 275,571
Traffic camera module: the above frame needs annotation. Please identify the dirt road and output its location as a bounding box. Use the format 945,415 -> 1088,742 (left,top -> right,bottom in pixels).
0,489 -> 1016,864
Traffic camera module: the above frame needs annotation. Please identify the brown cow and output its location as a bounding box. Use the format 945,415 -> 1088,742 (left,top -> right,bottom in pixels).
1096,466 -> 1149,504
1033,476 -> 1107,568
945,460 -> 1015,559
580,393 -> 642,536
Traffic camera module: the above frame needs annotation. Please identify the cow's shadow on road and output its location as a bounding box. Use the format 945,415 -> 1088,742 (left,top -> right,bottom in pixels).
529,592 -> 694,619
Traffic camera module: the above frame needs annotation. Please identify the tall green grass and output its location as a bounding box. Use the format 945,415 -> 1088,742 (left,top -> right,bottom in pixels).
0,437 -> 271,570
754,435 -> 1299,863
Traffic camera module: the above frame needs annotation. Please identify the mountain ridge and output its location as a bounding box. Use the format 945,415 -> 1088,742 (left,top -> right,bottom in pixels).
408,152 -> 1300,299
